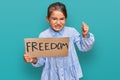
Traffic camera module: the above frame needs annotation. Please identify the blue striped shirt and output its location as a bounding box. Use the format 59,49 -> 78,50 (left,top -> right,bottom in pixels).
32,26 -> 95,80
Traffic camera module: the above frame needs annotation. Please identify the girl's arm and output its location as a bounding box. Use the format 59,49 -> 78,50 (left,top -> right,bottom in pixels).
31,33 -> 47,67
76,32 -> 95,52
32,58 -> 46,67
73,22 -> 95,52
24,53 -> 45,67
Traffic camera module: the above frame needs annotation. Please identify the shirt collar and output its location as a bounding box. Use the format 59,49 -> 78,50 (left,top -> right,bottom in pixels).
49,26 -> 65,37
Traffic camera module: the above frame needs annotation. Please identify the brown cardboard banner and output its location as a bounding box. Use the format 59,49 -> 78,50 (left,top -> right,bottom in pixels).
24,37 -> 69,57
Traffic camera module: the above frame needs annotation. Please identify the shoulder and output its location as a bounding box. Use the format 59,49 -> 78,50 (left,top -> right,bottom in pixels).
38,28 -> 50,37
64,26 -> 78,32
64,26 -> 79,34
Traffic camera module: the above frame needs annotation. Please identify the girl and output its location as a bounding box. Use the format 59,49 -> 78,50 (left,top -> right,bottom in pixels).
24,2 -> 95,80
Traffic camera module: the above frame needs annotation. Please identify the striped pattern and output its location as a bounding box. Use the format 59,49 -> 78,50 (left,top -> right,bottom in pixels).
32,26 -> 95,80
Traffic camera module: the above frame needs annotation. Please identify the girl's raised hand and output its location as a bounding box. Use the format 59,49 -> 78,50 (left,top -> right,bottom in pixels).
82,22 -> 89,38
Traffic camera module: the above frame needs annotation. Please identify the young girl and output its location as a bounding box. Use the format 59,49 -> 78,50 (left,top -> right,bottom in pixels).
24,2 -> 95,80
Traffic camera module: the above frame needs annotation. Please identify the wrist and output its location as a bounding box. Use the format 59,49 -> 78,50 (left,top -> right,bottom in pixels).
82,34 -> 88,38
32,58 -> 37,64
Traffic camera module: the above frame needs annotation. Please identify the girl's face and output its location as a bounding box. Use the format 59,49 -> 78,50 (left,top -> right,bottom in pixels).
47,10 -> 66,32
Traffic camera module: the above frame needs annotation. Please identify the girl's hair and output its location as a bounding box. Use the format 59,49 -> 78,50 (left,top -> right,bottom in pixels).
47,2 -> 67,18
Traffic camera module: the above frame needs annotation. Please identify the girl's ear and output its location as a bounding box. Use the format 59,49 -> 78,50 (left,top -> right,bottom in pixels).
46,16 -> 49,23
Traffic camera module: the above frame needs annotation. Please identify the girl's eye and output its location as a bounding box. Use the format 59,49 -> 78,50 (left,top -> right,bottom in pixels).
52,18 -> 57,20
60,18 -> 65,20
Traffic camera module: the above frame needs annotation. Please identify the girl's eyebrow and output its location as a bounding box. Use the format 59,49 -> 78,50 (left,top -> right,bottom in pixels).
51,17 -> 57,19
51,17 -> 57,18
60,17 -> 65,19
51,16 -> 65,19
52,17 -> 56,18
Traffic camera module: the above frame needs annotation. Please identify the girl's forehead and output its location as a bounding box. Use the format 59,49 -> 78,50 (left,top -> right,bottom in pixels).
50,10 -> 65,16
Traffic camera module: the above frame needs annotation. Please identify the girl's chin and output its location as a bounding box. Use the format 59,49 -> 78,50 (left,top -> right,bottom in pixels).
53,28 -> 62,32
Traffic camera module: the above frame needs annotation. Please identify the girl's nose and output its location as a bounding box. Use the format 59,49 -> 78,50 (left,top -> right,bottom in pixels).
56,20 -> 60,24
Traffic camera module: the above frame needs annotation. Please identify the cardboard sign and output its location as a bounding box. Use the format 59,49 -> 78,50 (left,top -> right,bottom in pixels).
24,38 -> 69,57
